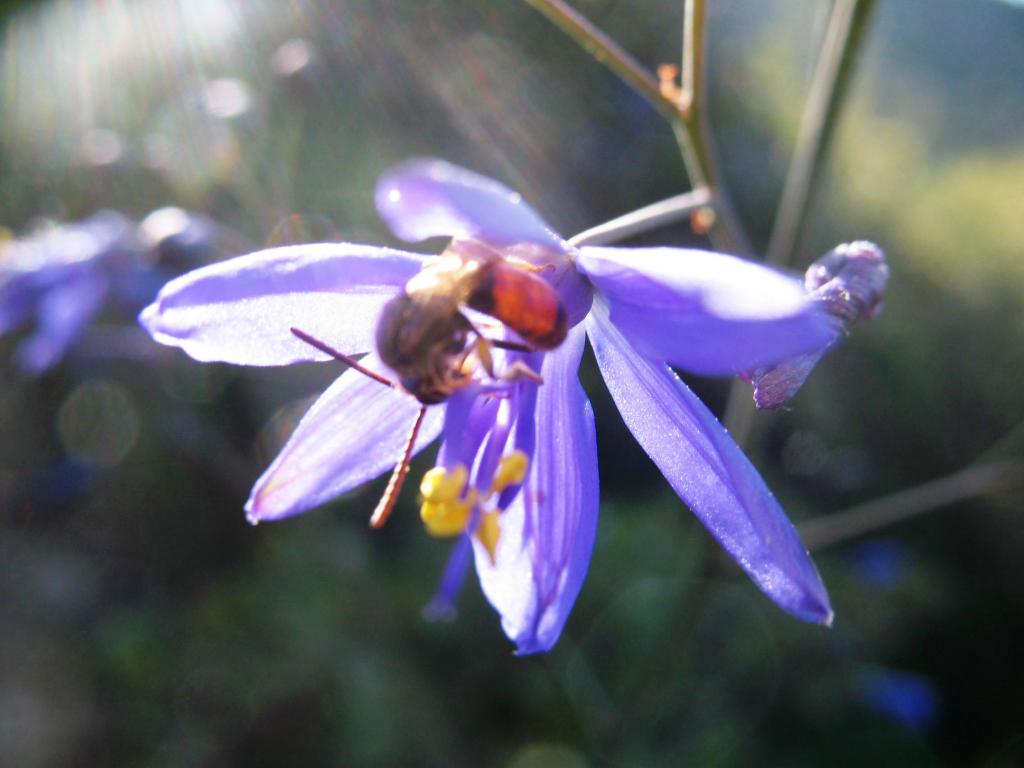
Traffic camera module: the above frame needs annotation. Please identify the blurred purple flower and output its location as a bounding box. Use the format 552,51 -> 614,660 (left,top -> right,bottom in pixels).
141,158 -> 841,653
1,208 -> 219,374
0,212 -> 133,374
854,667 -> 941,731
847,538 -> 910,587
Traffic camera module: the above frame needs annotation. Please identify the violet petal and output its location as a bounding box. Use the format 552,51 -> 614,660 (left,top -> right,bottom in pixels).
748,350 -> 827,410
436,387 -> 500,471
0,277 -> 38,335
577,246 -> 838,375
139,243 -> 425,365
748,241 -> 889,409
246,355 -> 444,522
375,158 -> 566,250
587,303 -> 832,625
474,326 -> 599,653
17,273 -> 109,374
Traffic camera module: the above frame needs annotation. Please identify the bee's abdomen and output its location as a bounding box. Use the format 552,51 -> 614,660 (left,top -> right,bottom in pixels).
468,263 -> 568,350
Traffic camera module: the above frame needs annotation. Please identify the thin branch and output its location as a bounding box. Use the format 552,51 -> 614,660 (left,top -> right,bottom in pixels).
523,0 -> 676,121
524,0 -> 752,255
721,377 -> 758,450
680,0 -> 701,113
798,459 -> 1024,551
765,0 -> 876,268
674,0 -> 752,255
568,187 -> 712,246
723,0 -> 875,447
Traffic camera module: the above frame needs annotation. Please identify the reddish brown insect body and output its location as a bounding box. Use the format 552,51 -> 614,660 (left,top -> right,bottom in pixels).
466,260 -> 568,350
375,245 -> 568,405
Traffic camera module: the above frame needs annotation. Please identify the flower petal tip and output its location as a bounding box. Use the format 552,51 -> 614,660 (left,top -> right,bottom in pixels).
137,300 -> 159,335
513,643 -> 549,657
244,478 -> 301,524
511,630 -> 557,656
788,587 -> 834,627
244,470 -> 300,524
243,495 -> 263,525
374,157 -> 562,248
244,499 -> 265,526
422,600 -> 458,623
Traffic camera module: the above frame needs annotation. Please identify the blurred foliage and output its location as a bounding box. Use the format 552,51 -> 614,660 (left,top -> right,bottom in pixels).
2,0 -> 1023,766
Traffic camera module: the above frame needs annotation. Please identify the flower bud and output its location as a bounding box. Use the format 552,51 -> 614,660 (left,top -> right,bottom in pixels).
750,241 -> 888,409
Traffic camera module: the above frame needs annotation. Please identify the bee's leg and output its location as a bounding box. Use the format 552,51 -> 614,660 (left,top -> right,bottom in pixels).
463,317 -> 543,385
473,335 -> 497,378
467,336 -> 542,385
505,256 -> 556,273
459,317 -> 498,379
500,360 -> 544,385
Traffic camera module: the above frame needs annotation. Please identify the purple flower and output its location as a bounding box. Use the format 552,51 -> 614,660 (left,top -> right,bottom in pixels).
0,212 -> 135,374
1,208 -> 219,374
140,158 -> 841,653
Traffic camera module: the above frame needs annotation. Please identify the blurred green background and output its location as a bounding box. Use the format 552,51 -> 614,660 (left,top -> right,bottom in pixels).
2,1 -> 1023,765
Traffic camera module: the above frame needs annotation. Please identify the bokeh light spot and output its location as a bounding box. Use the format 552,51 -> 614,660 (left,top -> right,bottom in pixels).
202,78 -> 253,120
57,378 -> 140,469
79,128 -> 123,166
271,38 -> 314,79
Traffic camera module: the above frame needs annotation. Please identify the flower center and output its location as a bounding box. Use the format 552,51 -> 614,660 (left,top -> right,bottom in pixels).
418,450 -> 530,562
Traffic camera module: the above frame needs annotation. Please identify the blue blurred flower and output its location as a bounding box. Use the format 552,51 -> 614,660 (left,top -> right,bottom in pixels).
141,158 -> 841,653
847,538 -> 910,587
1,208 -> 219,374
854,667 -> 941,731
0,212 -> 135,374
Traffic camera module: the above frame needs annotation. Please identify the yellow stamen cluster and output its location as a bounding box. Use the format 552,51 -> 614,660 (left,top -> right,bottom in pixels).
419,465 -> 475,537
417,451 -> 531,564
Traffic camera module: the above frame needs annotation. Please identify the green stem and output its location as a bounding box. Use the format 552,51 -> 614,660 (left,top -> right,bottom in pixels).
524,0 -> 751,254
765,0 -> 876,267
523,0 -> 674,121
673,0 -> 751,255
723,0 -> 876,446
798,459 -> 1023,551
681,0 -> 702,112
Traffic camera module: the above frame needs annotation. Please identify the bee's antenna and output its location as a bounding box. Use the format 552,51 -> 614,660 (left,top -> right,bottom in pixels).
291,327 -> 424,528
370,405 -> 428,529
290,327 -> 394,388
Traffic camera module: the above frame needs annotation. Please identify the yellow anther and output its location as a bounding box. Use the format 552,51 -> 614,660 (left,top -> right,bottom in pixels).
491,451 -> 529,493
475,511 -> 501,564
420,464 -> 468,503
419,464 -> 476,538
420,496 -> 474,537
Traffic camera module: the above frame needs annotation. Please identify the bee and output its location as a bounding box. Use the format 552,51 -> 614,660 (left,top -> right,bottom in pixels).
374,240 -> 568,404
290,240 -> 567,529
